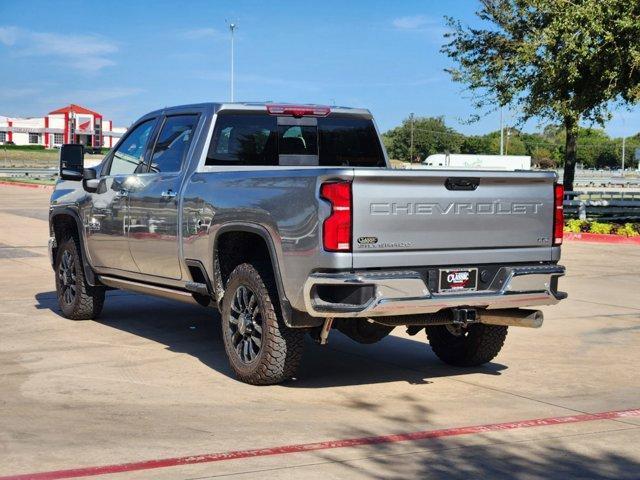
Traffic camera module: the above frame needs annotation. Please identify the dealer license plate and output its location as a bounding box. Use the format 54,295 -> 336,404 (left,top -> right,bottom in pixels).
438,268 -> 478,293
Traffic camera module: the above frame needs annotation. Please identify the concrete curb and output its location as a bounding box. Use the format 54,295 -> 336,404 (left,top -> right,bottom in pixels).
564,232 -> 640,245
0,181 -> 54,191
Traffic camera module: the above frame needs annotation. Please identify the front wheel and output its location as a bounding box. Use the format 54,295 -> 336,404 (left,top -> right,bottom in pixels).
220,263 -> 304,385
425,323 -> 507,367
54,237 -> 105,320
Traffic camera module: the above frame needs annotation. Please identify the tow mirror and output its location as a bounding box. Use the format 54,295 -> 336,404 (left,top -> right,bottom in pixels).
59,144 -> 84,181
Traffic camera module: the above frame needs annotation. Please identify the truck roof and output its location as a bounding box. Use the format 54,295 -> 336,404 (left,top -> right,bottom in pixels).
146,102 -> 372,118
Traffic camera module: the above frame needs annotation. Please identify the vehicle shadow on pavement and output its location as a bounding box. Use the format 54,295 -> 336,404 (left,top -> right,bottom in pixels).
316,406 -> 640,479
303,392 -> 640,480
35,290 -> 507,388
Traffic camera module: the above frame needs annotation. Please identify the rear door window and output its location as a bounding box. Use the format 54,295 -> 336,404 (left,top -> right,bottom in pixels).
207,114 -> 277,165
206,112 -> 385,167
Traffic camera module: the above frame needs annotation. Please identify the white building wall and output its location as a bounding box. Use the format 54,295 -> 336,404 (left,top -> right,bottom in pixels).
0,110 -> 125,147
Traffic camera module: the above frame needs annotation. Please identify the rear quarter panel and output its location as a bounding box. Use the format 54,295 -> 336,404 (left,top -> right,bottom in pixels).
181,168 -> 353,311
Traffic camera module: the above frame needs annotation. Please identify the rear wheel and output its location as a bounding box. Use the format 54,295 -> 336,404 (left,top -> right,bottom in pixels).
54,237 -> 105,320
425,323 -> 507,367
221,263 -> 304,385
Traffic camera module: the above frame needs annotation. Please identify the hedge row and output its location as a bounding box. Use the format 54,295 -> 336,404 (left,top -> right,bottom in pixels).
0,144 -> 47,151
565,219 -> 640,237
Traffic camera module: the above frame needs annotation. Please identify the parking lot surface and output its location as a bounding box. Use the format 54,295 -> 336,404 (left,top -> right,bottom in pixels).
1,184 -> 639,479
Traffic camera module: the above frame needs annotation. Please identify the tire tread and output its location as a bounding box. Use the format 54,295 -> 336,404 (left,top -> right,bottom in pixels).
221,262 -> 304,385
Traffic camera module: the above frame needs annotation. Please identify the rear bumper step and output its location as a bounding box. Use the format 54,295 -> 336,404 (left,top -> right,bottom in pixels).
303,264 -> 565,318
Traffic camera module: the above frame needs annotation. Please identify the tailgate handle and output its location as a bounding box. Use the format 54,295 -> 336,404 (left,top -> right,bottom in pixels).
445,177 -> 479,191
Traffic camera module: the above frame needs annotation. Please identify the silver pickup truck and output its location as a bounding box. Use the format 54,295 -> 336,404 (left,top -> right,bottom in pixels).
49,102 -> 566,385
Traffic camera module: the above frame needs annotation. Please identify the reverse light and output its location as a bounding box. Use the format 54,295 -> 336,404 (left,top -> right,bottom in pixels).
266,104 -> 331,118
553,183 -> 564,245
320,181 -> 352,252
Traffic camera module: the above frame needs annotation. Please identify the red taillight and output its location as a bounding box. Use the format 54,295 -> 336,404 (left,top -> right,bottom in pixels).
320,181 -> 352,252
553,183 -> 564,245
266,104 -> 331,118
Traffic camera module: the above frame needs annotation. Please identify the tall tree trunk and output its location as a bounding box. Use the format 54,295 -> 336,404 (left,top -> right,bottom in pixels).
562,116 -> 578,191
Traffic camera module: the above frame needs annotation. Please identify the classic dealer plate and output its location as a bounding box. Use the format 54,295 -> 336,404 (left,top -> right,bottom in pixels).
439,268 -> 478,293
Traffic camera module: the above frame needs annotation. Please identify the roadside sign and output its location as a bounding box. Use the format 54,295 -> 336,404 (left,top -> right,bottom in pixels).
635,148 -> 640,161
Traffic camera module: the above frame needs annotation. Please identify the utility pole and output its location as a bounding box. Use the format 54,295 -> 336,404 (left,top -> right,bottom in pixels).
409,113 -> 415,163
227,21 -> 238,102
500,106 -> 504,155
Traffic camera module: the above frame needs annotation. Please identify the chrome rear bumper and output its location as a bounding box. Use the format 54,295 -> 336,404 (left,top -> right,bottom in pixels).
303,264 -> 566,318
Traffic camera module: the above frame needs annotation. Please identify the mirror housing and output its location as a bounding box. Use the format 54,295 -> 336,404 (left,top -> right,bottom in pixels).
83,167 -> 97,180
82,167 -> 100,192
59,144 -> 84,181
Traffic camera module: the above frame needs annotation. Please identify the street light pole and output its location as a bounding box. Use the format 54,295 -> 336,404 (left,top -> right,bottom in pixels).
622,135 -> 626,172
500,106 -> 504,156
228,22 -> 237,102
409,113 -> 415,163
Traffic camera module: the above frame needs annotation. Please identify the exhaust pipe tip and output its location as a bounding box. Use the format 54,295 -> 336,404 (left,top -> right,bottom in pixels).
479,308 -> 544,328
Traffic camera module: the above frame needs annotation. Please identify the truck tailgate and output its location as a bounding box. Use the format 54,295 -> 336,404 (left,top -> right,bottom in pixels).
351,169 -> 557,268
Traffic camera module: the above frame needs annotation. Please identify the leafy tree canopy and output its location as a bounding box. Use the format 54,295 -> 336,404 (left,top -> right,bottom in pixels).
441,0 -> 640,188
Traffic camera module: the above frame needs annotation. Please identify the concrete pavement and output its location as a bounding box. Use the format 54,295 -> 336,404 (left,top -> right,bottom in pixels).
0,184 -> 639,479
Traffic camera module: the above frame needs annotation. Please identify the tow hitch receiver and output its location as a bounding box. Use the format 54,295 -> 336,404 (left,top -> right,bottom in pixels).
452,308 -> 478,325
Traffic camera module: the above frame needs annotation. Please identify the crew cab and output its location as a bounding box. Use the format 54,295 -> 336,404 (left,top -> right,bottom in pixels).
49,102 -> 566,385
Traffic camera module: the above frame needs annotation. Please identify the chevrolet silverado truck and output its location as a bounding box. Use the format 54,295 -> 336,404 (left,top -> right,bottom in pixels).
49,102 -> 566,385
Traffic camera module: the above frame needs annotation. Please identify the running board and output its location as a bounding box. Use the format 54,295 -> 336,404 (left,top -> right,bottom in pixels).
97,275 -> 200,306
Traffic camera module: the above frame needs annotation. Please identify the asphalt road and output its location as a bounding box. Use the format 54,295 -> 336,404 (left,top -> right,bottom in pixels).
1,184 -> 639,479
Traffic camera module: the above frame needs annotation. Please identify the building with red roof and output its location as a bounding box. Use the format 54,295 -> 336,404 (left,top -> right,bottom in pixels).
0,104 -> 126,149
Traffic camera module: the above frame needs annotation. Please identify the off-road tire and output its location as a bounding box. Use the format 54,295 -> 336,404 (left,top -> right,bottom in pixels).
54,237 -> 105,320
425,323 -> 508,367
221,262 -> 304,385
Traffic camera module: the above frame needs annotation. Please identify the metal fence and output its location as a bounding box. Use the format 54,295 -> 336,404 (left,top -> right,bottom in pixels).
557,168 -> 640,188
564,191 -> 640,222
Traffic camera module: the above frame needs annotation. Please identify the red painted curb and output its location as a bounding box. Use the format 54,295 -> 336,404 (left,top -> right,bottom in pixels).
2,407 -> 639,480
564,232 -> 640,245
0,181 -> 54,191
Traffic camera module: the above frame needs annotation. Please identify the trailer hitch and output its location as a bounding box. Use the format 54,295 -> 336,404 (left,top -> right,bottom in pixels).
451,308 -> 478,326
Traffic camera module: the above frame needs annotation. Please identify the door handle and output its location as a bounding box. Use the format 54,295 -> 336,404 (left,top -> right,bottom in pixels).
445,177 -> 480,191
161,190 -> 177,200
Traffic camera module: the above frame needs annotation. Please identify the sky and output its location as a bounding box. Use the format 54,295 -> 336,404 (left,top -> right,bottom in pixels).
0,0 -> 637,137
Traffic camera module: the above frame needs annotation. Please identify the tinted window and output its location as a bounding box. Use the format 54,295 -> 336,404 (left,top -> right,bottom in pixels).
278,125 -> 317,155
318,116 -> 385,167
149,115 -> 198,173
207,114 -> 276,165
108,120 -> 155,175
206,113 -> 385,167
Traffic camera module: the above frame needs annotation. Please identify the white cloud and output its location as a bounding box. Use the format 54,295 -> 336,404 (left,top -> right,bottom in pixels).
0,26 -> 118,72
181,28 -> 223,40
392,15 -> 431,30
0,26 -> 19,45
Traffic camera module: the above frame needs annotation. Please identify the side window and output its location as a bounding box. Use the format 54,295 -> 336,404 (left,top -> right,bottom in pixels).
108,120 -> 155,175
149,115 -> 198,173
206,113 -> 277,166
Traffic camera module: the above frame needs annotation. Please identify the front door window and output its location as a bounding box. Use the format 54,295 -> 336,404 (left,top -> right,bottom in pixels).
108,120 -> 155,175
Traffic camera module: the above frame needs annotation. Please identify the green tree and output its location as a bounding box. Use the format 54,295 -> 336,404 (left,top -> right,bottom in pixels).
442,0 -> 640,190
460,135 -> 492,154
383,116 -> 463,162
